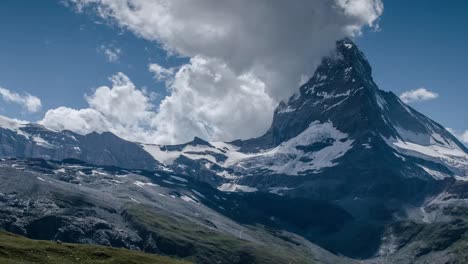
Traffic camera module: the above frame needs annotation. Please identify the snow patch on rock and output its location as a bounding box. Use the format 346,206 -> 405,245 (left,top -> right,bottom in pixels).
218,183 -> 258,193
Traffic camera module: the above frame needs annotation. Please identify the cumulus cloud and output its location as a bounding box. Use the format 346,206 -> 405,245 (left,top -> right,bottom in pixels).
65,0 -> 383,143
40,69 -> 273,144
0,87 -> 42,112
72,0 -> 383,101
40,73 -> 158,143
86,73 -> 154,124
400,88 -> 439,104
98,44 -> 122,62
40,107 -> 110,135
152,56 -> 276,143
148,63 -> 175,82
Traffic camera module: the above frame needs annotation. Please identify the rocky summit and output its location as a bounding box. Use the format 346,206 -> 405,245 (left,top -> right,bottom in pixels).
1,40 -> 467,263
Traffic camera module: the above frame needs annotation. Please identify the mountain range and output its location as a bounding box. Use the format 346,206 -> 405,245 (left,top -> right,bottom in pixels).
0,39 -> 467,264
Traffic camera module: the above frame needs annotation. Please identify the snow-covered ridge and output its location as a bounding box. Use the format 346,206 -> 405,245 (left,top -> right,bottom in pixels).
382,121 -> 468,180
230,121 -> 353,175
218,183 -> 258,193
0,115 -> 57,147
142,121 -> 354,179
370,94 -> 468,180
0,115 -> 28,131
390,137 -> 468,179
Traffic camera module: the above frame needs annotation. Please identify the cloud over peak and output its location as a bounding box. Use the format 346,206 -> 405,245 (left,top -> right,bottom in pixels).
71,0 -> 383,100
64,0 -> 384,143
400,88 -> 439,103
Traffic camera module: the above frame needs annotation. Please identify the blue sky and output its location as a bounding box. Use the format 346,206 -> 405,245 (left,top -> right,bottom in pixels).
0,0 -> 179,118
0,0 -> 466,143
356,0 -> 468,134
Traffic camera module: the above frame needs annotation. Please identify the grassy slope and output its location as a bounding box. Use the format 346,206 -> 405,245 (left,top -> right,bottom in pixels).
124,204 -> 319,264
377,220 -> 468,264
0,231 -> 190,264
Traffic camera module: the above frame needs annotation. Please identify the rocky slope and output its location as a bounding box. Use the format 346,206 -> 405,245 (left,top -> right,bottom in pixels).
0,158 -> 354,264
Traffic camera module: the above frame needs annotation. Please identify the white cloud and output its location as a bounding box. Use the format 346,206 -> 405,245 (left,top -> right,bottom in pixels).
40,73 -> 159,143
41,69 -> 274,144
148,63 -> 175,82
0,87 -> 42,112
66,0 -> 383,143
400,88 -> 439,104
152,56 -> 276,144
72,0 -> 383,101
98,44 -> 121,62
40,107 -> 110,135
86,73 -> 154,125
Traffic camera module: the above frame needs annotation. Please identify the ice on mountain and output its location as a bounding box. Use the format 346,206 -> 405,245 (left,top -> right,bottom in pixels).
54,168 -> 66,174
145,121 -> 354,179
134,181 -> 159,188
362,143 -> 372,149
141,144 -> 181,165
278,105 -> 297,114
180,195 -> 198,203
344,67 -> 353,80
343,43 -> 353,49
315,73 -> 328,82
268,187 -> 294,196
32,136 -> 55,149
163,180 -> 175,185
394,126 -> 432,146
109,179 -> 123,184
375,93 -> 388,111
455,175 -> 468,181
143,143 -> 223,165
230,121 -> 353,176
129,197 -> 140,203
218,183 -> 258,193
393,152 -> 406,161
92,170 -> 109,176
418,165 -> 451,180
390,137 -> 468,177
216,170 -> 239,179
170,176 -> 188,182
191,189 -> 206,198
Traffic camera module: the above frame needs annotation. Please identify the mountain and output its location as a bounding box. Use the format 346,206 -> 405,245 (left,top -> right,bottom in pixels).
140,39 -> 468,257
0,116 -> 160,170
1,39 -> 467,263
148,39 -> 467,187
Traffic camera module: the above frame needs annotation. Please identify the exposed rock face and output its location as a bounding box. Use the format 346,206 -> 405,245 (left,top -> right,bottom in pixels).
0,158 -> 355,264
0,121 -> 160,170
